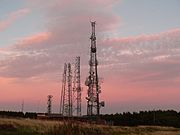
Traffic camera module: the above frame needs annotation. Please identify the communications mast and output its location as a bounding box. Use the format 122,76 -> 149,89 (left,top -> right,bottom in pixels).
60,63 -> 73,116
73,56 -> 82,116
47,95 -> 53,115
85,22 -> 104,116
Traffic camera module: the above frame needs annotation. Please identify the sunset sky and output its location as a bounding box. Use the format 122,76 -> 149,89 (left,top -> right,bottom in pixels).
0,0 -> 180,114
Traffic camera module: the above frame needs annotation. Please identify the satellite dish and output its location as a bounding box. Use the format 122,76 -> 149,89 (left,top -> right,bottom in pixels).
100,101 -> 105,107
85,78 -> 90,86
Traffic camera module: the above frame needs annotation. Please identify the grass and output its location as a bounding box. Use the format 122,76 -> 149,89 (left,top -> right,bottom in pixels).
1,118 -> 180,135
0,118 -> 58,135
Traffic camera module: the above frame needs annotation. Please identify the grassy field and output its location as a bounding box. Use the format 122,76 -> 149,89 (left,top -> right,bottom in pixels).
0,118 -> 180,135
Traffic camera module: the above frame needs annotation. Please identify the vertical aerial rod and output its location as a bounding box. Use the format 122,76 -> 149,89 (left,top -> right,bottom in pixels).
21,100 -> 24,113
47,95 -> 53,115
85,21 -> 103,116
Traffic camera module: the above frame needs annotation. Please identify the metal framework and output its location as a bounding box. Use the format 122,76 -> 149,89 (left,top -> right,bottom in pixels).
21,100 -> 24,113
47,95 -> 53,114
85,21 -> 104,116
60,57 -> 82,117
60,63 -> 73,116
60,63 -> 67,115
67,63 -> 73,116
73,56 -> 82,116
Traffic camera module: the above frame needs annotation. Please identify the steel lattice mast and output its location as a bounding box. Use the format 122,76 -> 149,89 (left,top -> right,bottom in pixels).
67,63 -> 73,116
85,22 -> 104,116
73,56 -> 82,116
60,63 -> 67,115
47,95 -> 53,115
60,63 -> 73,116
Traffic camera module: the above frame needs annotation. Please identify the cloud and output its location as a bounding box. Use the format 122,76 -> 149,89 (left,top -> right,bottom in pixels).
0,27 -> 179,86
0,0 -> 180,113
98,28 -> 180,89
16,32 -> 51,47
153,55 -> 170,62
0,0 -> 121,79
27,0 -> 121,44
0,8 -> 30,32
99,28 -> 180,64
0,0 -> 180,90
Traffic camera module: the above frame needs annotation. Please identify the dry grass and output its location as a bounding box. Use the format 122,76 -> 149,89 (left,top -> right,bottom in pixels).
0,118 -> 180,135
110,126 -> 180,135
0,118 -> 59,134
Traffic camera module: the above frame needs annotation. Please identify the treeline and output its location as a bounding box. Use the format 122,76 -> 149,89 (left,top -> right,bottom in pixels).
1,110 -> 180,128
0,111 -> 37,119
101,110 -> 180,127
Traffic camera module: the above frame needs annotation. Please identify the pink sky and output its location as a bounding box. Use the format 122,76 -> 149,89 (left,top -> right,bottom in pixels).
0,0 -> 180,114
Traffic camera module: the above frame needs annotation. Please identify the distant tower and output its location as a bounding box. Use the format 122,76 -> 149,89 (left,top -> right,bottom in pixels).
21,100 -> 24,113
73,56 -> 82,116
47,95 -> 53,114
60,63 -> 67,115
67,63 -> 73,116
85,21 -> 104,116
60,63 -> 73,116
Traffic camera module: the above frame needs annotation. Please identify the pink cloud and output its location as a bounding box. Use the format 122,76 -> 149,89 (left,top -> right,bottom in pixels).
26,0 -> 121,45
16,32 -> 51,46
103,28 -> 180,44
0,27 -> 180,113
1,0 -> 180,113
0,8 -> 30,32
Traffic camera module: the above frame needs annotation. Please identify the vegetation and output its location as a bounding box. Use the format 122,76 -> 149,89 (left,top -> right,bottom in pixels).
0,111 -> 37,119
0,118 -> 180,135
101,110 -> 180,127
1,110 -> 180,128
0,118 -> 57,135
1,110 -> 180,135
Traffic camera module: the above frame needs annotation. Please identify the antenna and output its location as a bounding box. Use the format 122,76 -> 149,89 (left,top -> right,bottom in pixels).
85,21 -> 104,116
47,95 -> 53,115
73,56 -> 82,116
60,63 -> 73,116
21,100 -> 24,113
